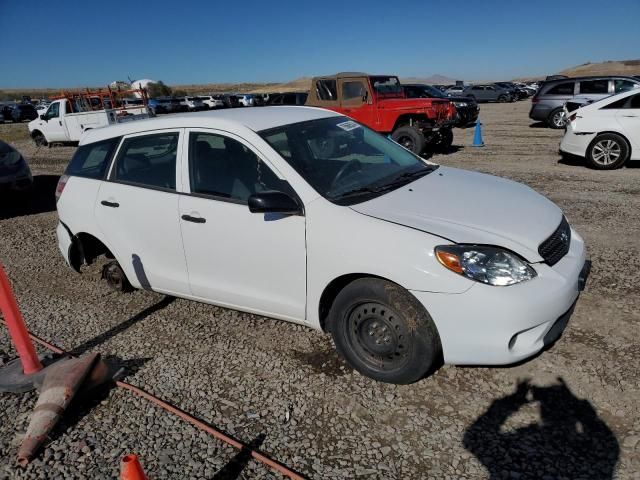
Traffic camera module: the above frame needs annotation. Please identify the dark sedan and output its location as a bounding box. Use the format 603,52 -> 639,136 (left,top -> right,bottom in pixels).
403,84 -> 479,127
0,141 -> 33,194
2,104 -> 38,122
267,92 -> 308,106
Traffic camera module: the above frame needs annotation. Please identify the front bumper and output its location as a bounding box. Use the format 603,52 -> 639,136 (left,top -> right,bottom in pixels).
455,106 -> 480,126
529,104 -> 552,121
410,229 -> 588,365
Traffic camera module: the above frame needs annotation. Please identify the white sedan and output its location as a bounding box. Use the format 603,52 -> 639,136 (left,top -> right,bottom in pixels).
55,107 -> 588,384
560,88 -> 640,169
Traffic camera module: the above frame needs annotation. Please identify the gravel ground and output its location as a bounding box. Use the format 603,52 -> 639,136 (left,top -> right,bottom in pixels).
0,102 -> 639,479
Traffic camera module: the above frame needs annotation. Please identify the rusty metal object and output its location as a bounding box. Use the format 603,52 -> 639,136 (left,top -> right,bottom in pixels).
17,353 -> 101,466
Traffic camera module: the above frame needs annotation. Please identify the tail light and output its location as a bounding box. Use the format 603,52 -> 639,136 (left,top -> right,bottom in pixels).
55,174 -> 69,203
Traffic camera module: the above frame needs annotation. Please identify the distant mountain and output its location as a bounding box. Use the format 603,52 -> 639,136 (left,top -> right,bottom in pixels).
559,59 -> 640,77
514,59 -> 640,81
401,74 -> 459,85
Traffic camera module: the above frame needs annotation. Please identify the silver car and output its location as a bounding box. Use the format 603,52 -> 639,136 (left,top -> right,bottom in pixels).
529,76 -> 640,128
462,84 -> 512,103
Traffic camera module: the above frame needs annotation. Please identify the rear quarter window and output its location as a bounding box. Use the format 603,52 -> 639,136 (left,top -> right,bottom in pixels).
65,137 -> 121,179
545,82 -> 575,95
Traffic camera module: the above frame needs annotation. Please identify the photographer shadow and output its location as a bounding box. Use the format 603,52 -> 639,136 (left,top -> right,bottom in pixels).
463,378 -> 619,479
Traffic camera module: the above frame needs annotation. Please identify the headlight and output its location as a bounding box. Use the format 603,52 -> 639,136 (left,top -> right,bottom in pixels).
453,102 -> 468,107
435,245 -> 536,286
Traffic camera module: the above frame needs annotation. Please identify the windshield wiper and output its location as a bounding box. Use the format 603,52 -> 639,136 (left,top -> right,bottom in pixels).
379,167 -> 437,190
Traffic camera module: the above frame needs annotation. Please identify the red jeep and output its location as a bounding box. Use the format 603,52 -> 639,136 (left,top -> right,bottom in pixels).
305,73 -> 457,155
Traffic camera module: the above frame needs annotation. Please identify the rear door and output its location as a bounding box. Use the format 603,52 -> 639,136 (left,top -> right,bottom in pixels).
95,129 -> 190,295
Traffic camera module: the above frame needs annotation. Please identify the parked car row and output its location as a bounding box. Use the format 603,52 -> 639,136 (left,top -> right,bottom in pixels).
0,103 -> 39,123
529,75 -> 640,128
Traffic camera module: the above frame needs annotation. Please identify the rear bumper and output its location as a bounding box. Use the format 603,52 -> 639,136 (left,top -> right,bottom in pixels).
410,229 -> 587,365
56,222 -> 73,268
559,126 -> 594,158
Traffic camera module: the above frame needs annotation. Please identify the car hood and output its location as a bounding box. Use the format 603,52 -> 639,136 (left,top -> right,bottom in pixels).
350,166 -> 562,262
377,97 -> 451,111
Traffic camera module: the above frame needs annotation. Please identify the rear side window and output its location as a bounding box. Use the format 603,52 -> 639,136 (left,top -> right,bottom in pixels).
112,132 -> 179,190
601,97 -> 630,109
342,81 -> 366,101
579,79 -> 609,94
630,94 -> 640,108
316,79 -> 337,101
546,82 -> 574,95
65,137 -> 121,179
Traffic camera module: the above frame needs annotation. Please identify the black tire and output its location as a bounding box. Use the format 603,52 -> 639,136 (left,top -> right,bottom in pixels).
498,95 -> 508,103
32,131 -> 47,147
548,108 -> 566,129
391,126 -> 426,155
328,278 -> 441,384
586,133 -> 630,170
434,128 -> 454,152
101,261 -> 133,293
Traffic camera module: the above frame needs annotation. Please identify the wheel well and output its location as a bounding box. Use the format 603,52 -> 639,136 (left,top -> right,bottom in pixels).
30,129 -> 43,138
318,273 -> 390,332
392,114 -> 430,132
69,232 -> 114,271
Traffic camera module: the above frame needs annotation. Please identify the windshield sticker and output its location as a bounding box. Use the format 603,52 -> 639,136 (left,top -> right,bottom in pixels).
336,120 -> 360,131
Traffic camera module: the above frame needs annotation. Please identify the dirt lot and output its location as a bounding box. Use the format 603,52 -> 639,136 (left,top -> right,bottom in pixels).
1,102 -> 639,479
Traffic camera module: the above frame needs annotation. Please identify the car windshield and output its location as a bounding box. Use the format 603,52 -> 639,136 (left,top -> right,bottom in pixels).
371,76 -> 403,98
421,85 -> 445,98
260,116 -> 438,205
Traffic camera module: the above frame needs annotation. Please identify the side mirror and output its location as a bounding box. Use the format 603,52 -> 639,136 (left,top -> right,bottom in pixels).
39,114 -> 46,121
248,191 -> 302,215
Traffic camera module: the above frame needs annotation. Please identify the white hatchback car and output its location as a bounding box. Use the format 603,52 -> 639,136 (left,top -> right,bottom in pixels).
560,88 -> 640,169
56,107 -> 589,384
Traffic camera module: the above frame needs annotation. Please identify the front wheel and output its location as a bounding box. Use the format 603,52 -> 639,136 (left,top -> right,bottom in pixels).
434,128 -> 454,152
498,95 -> 508,103
328,278 -> 441,384
586,133 -> 629,170
102,261 -> 133,293
32,131 -> 48,147
391,126 -> 426,155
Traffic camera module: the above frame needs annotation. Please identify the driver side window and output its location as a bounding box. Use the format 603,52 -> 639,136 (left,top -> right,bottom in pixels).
342,81 -> 367,103
46,103 -> 59,119
188,132 -> 290,203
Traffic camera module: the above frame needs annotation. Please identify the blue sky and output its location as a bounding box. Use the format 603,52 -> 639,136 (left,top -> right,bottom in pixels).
1,0 -> 639,88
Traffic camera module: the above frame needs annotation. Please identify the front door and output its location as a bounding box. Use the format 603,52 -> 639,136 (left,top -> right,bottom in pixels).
41,102 -> 68,142
95,129 -> 190,295
178,129 -> 307,322
338,78 -> 377,127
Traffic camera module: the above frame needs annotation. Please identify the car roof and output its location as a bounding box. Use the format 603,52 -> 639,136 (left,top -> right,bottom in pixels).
542,75 -> 640,85
80,106 -> 340,145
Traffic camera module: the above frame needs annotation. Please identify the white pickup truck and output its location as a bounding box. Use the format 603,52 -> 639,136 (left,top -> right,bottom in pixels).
28,98 -> 149,146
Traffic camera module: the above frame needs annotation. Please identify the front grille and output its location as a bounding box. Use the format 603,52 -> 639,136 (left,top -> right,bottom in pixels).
538,216 -> 571,266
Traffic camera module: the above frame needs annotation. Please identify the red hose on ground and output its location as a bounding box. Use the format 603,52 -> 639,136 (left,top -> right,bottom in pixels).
0,319 -> 305,480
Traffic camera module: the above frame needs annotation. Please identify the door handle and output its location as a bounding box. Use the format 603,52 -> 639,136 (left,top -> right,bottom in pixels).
101,200 -> 119,208
59,121 -> 62,126
181,214 -> 206,223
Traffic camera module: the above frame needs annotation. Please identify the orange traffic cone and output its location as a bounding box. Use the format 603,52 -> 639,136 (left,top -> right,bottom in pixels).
121,454 -> 148,480
17,353 -> 101,466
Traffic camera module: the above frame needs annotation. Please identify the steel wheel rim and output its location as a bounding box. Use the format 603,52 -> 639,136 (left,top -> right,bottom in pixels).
552,111 -> 566,127
396,135 -> 414,151
345,302 -> 410,372
592,140 -> 621,165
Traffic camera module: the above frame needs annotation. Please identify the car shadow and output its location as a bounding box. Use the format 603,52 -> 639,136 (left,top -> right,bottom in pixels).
69,296 -> 175,356
212,433 -> 266,480
528,122 -> 549,129
463,378 -> 619,479
0,174 -> 59,220
557,153 -> 586,167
